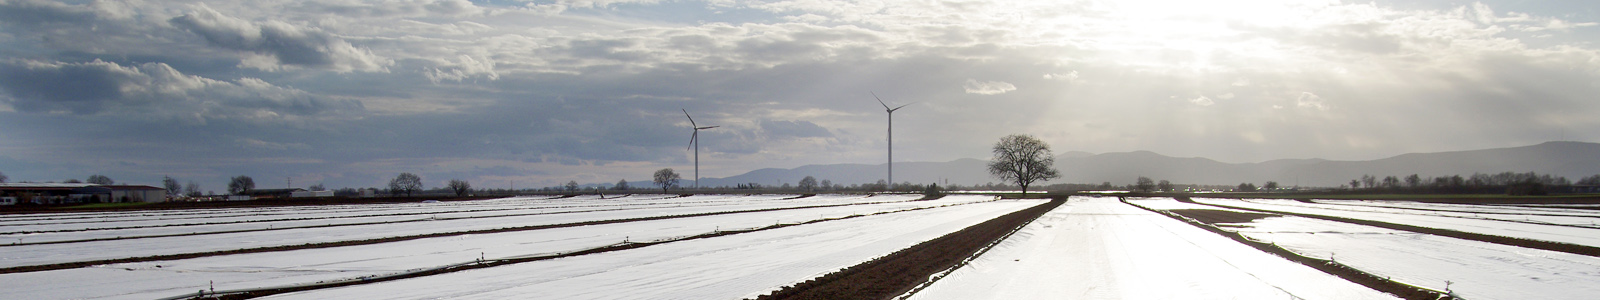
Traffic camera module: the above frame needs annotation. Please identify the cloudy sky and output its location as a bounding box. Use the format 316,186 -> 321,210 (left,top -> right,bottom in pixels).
0,0 -> 1596,191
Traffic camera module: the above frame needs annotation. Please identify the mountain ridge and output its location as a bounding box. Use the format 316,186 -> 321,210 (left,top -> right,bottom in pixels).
691,141 -> 1600,188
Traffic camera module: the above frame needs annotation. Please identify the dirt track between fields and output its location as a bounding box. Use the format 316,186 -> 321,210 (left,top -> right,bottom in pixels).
751,197 -> 1064,300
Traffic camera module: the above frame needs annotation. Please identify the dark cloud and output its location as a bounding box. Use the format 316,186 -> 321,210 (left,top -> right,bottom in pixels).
0,59 -> 363,121
169,4 -> 390,72
0,0 -> 100,25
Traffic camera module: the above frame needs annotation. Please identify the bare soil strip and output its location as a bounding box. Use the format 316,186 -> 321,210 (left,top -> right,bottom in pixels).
750,198 -> 1064,300
166,200 -> 986,300
1124,198 -> 1456,300
0,195 -> 924,274
1182,197 -> 1600,257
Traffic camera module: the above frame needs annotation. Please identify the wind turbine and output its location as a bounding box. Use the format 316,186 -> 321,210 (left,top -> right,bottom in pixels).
872,92 -> 913,190
684,109 -> 719,188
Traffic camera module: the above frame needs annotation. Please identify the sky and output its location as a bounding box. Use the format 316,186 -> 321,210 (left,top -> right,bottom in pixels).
0,0 -> 1596,191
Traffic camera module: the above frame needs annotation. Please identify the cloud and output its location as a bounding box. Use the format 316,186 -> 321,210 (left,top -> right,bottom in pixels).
759,120 -> 833,138
1189,96 -> 1214,106
169,4 -> 392,73
963,79 -> 1016,95
236,138 -> 310,151
0,59 -> 362,122
1295,92 -> 1328,111
1043,71 -> 1079,81
426,55 -> 499,83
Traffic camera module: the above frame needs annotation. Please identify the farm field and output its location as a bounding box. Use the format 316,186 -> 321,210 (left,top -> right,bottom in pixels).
1191,197 -> 1600,248
0,194 -> 1025,299
0,194 -> 921,269
1135,198 -> 1600,300
908,196 -> 1400,300
7,194 -> 1599,300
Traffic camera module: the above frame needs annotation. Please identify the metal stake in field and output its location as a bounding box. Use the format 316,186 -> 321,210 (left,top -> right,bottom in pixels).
872,92 -> 913,190
683,109 -> 719,188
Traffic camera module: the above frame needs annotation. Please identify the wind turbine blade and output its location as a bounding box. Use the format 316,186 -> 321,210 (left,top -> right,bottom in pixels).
871,92 -> 891,110
698,125 -> 720,130
891,102 -> 915,111
682,109 -> 697,127
688,131 -> 697,150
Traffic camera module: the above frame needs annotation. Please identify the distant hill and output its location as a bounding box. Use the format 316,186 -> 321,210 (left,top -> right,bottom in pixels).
694,141 -> 1600,188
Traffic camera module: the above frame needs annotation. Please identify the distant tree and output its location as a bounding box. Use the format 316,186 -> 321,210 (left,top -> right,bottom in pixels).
1135,176 -> 1155,192
389,173 -> 423,197
309,183 -> 326,191
228,176 -> 255,195
162,176 -> 181,196
614,179 -> 630,191
86,174 -> 114,185
875,179 -> 889,191
63,179 -> 82,183
1237,182 -> 1257,192
1157,180 -> 1173,192
820,179 -> 833,190
653,168 -> 681,193
1263,181 -> 1279,191
0,170 -> 7,183
798,176 -> 818,192
1382,176 -> 1400,188
1098,181 -> 1113,189
1361,175 -> 1376,189
1350,179 -> 1360,189
986,134 -> 1061,196
448,179 -> 471,196
1404,174 -> 1422,188
565,180 -> 579,192
185,181 -> 202,197
1580,175 -> 1600,186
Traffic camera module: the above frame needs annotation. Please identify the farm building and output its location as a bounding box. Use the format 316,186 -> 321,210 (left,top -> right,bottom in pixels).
241,188 -> 305,199
0,183 -> 167,204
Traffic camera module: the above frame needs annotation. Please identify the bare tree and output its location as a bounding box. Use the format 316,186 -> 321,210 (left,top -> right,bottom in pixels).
614,179 -> 630,191
309,183 -> 326,191
820,179 -> 832,191
565,180 -> 579,192
653,168 -> 681,193
0,170 -> 7,183
389,173 -> 423,197
448,179 -> 471,196
798,176 -> 818,192
1237,182 -> 1257,192
162,176 -> 181,197
1157,179 -> 1173,192
1135,176 -> 1154,192
87,174 -> 114,185
185,181 -> 202,197
986,134 -> 1061,196
1263,181 -> 1279,191
1349,179 -> 1360,189
1404,174 -> 1421,188
228,176 -> 255,195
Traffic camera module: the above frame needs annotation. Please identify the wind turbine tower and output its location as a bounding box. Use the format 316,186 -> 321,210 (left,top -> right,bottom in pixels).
683,109 -> 719,188
872,92 -> 912,190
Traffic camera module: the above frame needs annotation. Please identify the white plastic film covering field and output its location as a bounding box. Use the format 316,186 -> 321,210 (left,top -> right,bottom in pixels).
1143,198 -> 1600,300
0,194 -> 981,299
1192,198 -> 1600,248
256,198 -> 1042,300
910,197 -> 1399,300
0,194 -> 922,268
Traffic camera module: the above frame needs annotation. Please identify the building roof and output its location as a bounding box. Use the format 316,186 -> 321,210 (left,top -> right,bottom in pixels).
103,185 -> 165,190
0,183 -> 101,189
